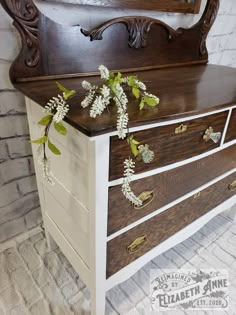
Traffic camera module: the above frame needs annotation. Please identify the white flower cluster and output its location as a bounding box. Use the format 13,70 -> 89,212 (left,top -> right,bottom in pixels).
90,93 -> 111,118
122,158 -> 142,207
82,80 -> 92,90
98,65 -> 110,80
114,84 -> 129,139
138,144 -> 155,163
44,95 -> 69,123
81,77 -> 112,117
39,157 -> 54,185
135,80 -> 146,91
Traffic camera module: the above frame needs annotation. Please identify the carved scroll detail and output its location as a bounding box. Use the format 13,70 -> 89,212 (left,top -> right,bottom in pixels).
199,0 -> 220,56
81,17 -> 182,49
0,0 -> 40,67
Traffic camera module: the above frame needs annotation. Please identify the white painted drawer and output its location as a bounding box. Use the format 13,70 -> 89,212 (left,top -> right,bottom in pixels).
30,122 -> 90,208
43,185 -> 90,267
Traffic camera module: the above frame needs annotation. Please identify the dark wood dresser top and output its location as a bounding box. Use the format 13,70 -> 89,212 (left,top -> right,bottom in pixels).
16,64 -> 236,136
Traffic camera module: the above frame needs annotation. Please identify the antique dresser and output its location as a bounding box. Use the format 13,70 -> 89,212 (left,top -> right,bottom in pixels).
2,0 -> 236,314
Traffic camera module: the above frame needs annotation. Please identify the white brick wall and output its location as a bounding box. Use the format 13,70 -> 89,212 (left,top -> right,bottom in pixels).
0,4 -> 42,243
0,0 -> 236,243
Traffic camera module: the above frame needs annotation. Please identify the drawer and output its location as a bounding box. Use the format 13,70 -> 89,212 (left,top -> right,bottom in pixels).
108,144 -> 236,235
43,187 -> 90,266
30,122 -> 90,208
109,112 -> 227,180
225,108 -> 236,143
106,171 -> 236,278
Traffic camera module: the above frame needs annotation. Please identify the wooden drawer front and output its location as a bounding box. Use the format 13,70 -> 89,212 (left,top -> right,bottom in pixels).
225,109 -> 236,143
109,112 -> 227,180
107,171 -> 236,278
108,144 -> 236,235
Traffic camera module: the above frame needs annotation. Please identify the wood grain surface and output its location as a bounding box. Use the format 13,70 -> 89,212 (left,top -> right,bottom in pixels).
1,0 -> 218,82
109,111 -> 227,180
15,65 -> 236,137
107,171 -> 236,278
108,144 -> 236,235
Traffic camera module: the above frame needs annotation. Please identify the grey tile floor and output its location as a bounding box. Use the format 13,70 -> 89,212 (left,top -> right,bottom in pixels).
0,209 -> 236,315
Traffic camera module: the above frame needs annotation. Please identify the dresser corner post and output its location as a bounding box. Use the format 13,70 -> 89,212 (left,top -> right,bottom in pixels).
87,135 -> 110,315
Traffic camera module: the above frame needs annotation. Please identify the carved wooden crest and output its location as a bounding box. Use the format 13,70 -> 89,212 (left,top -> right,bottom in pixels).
0,0 -> 220,81
81,17 -> 182,49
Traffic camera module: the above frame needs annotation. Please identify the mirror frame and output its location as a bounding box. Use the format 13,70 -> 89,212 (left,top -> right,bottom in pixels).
42,0 -> 202,14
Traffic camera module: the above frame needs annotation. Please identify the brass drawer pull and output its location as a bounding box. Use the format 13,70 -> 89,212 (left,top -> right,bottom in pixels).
134,191 -> 154,209
228,180 -> 236,192
175,124 -> 188,134
127,235 -> 147,254
203,127 -> 221,144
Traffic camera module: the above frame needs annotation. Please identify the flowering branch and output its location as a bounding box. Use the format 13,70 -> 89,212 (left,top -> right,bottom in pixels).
31,66 -> 160,207
81,65 -> 159,206
31,85 -> 76,185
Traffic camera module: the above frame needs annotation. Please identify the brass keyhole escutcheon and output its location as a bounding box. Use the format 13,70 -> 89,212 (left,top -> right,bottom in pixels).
175,124 -> 188,134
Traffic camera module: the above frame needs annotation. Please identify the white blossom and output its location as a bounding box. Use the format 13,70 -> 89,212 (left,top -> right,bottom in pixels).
100,85 -> 110,98
138,144 -> 155,163
82,80 -> 92,90
81,90 -> 95,108
122,158 -> 142,207
53,103 -> 69,123
44,96 -> 60,113
117,112 -> 129,139
98,65 -> 110,80
39,158 -> 54,185
44,95 -> 69,123
135,80 -> 146,91
90,95 -> 110,118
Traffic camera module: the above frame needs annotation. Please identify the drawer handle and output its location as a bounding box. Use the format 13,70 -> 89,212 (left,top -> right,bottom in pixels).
203,127 -> 221,144
228,180 -> 236,192
175,124 -> 188,134
134,191 -> 154,209
127,235 -> 147,254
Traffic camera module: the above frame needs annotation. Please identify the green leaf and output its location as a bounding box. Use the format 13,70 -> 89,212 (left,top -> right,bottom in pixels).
132,138 -> 140,145
144,96 -> 159,107
63,89 -> 76,100
56,81 -> 67,92
48,139 -> 61,155
38,114 -> 53,126
30,136 -> 48,144
131,142 -> 139,157
127,76 -> 137,87
56,81 -> 76,100
54,122 -> 67,136
139,99 -> 145,110
132,87 -> 140,99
